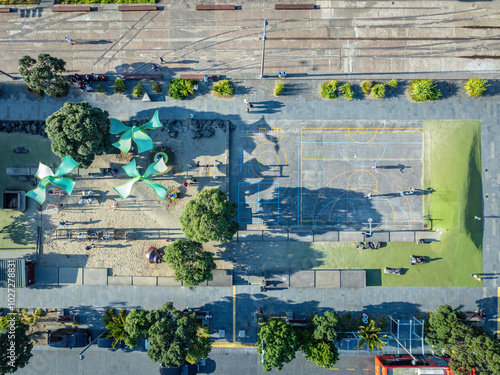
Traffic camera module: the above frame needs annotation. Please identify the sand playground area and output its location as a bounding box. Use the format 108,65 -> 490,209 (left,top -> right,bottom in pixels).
38,124 -> 232,277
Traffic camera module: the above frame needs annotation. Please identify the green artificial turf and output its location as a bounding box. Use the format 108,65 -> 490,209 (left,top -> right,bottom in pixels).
0,133 -> 59,251
309,120 -> 483,287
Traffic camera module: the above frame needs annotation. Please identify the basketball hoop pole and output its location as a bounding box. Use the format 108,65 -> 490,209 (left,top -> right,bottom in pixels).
362,218 -> 381,237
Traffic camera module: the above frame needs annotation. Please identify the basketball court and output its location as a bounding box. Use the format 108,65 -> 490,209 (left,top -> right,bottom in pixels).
230,120 -> 425,232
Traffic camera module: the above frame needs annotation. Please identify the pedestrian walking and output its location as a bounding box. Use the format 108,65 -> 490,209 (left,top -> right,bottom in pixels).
85,243 -> 95,251
278,71 -> 283,78
196,160 -> 200,168
59,221 -> 68,226
190,177 -> 197,183
244,99 -> 249,105
159,57 -> 165,64
193,84 -> 199,91
474,216 -> 482,221
365,193 -> 372,199
372,164 -> 378,173
203,75 -> 209,83
282,71 -> 287,78
409,187 -> 415,194
399,190 -> 405,197
152,64 -> 159,71
189,114 -> 194,119
472,274 -> 482,281
183,182 -> 188,188
65,36 -> 74,45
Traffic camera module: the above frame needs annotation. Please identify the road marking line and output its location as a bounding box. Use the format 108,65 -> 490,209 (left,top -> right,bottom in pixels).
233,285 -> 236,343
211,342 -> 255,348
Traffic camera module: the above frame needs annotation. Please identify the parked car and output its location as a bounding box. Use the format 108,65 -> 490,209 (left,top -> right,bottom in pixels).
97,337 -> 126,349
57,309 -> 79,322
159,364 -> 198,375
48,329 -> 90,348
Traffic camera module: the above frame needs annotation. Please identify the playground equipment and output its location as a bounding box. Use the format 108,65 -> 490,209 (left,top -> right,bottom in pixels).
78,191 -> 96,206
110,110 -> 162,153
44,203 -> 63,214
26,157 -> 79,204
113,153 -> 168,200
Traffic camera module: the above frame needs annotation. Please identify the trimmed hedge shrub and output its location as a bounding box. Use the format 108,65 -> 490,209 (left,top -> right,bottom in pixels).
340,82 -> 354,100
371,83 -> 386,99
274,81 -> 284,96
169,78 -> 196,100
387,79 -> 398,88
361,81 -> 372,95
321,80 -> 338,99
113,78 -> 126,94
464,78 -> 489,97
133,82 -> 143,98
152,82 -> 161,94
212,79 -> 234,97
409,79 -> 441,102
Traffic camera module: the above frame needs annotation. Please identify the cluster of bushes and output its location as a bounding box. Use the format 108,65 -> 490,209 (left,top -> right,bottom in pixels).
212,79 -> 234,97
169,78 -> 196,100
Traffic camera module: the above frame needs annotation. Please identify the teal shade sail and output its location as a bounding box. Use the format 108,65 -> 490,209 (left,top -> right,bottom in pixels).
110,110 -> 162,153
26,156 -> 79,204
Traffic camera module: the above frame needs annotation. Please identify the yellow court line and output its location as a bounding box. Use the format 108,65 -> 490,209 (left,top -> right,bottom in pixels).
331,368 -> 339,370
211,342 -> 256,348
301,127 -> 423,130
302,130 -> 423,133
233,286 -> 236,343
346,368 -> 356,371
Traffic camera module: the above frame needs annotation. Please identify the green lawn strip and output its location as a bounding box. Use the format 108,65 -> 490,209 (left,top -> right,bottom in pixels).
309,120 -> 482,287
55,0 -> 154,4
0,133 -> 59,251
0,0 -> 37,4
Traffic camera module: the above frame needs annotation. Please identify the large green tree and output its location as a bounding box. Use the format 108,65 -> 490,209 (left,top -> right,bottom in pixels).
46,101 -> 112,168
357,319 -> 387,351
0,315 -> 33,374
124,309 -> 150,348
257,318 -> 298,372
426,305 -> 500,375
179,189 -> 239,243
300,311 -> 339,369
147,302 -> 211,367
18,54 -> 68,97
163,240 -> 216,287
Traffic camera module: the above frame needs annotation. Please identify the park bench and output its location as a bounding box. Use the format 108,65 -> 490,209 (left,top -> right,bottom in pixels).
196,4 -> 236,11
0,7 -> 11,13
179,74 -> 220,81
118,5 -> 157,11
275,4 -> 315,10
52,5 -> 91,12
123,74 -> 162,80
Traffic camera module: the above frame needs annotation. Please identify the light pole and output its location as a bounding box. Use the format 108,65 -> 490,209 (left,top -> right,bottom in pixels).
260,19 -> 268,79
79,329 -> 107,360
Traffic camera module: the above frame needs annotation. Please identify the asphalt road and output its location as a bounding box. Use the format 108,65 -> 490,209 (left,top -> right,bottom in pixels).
14,347 -> 374,375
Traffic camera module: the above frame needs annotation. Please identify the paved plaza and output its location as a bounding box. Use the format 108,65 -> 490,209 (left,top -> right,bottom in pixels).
1,0 -> 500,373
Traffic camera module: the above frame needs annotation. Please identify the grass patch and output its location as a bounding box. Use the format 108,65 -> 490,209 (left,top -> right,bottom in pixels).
0,134 -> 60,251
268,120 -> 482,287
